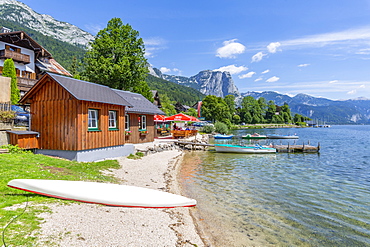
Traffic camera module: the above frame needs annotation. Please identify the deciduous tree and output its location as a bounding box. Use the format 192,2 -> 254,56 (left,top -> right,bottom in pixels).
83,18 -> 152,100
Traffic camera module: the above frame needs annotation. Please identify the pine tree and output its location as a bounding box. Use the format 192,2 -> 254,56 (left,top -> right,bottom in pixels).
2,59 -> 20,104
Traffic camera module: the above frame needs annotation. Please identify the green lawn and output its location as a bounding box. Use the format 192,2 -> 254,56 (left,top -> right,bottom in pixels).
0,149 -> 120,246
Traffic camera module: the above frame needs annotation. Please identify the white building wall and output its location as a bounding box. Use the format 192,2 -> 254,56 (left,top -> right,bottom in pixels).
0,41 -> 36,75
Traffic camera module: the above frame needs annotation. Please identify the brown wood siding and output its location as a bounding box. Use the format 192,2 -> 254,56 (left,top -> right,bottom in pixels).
30,79 -> 79,150
8,133 -> 39,149
78,101 -> 125,150
28,78 -> 126,151
124,113 -> 155,143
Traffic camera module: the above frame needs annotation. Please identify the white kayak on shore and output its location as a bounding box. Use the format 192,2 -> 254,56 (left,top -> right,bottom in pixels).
7,179 -> 196,208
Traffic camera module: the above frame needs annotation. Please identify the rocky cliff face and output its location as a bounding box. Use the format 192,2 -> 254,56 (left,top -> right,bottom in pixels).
190,70 -> 240,98
152,68 -> 241,98
0,0 -> 94,47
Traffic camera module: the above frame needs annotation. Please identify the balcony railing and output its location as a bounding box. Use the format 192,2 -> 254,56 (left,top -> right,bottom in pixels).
17,77 -> 37,87
0,49 -> 30,64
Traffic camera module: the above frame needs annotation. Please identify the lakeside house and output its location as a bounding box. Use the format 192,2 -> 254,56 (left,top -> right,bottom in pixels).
113,89 -> 164,143
14,72 -> 164,161
0,28 -> 71,97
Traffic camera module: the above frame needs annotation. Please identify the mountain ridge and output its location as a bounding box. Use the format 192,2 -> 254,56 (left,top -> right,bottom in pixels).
0,0 -> 94,47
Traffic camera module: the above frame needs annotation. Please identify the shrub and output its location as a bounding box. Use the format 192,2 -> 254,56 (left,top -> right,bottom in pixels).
202,124 -> 215,134
0,144 -> 31,154
0,111 -> 16,122
214,121 -> 229,134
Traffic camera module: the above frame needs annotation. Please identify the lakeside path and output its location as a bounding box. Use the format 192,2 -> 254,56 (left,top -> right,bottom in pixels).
36,143 -> 206,246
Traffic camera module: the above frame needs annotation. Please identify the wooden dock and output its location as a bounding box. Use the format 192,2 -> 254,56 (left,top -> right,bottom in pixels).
273,143 -> 320,153
173,141 -> 320,153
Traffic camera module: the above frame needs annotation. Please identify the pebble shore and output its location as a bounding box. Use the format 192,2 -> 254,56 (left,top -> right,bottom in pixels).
35,140 -> 206,246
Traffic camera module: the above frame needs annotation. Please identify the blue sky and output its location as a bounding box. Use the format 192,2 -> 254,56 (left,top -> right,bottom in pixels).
19,0 -> 370,100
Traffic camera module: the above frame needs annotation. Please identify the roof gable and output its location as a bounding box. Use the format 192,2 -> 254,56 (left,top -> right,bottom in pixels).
113,89 -> 164,115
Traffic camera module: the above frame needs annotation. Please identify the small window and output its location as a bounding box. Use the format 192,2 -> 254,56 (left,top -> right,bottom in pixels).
125,114 -> 130,130
88,109 -> 99,130
108,110 -> 117,129
139,115 -> 146,130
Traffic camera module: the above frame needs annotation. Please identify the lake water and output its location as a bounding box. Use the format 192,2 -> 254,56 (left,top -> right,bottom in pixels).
180,125 -> 370,246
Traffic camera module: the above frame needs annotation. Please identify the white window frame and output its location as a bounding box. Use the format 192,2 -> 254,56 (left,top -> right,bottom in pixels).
140,115 -> 147,130
125,114 -> 130,131
88,109 -> 99,130
108,110 -> 117,129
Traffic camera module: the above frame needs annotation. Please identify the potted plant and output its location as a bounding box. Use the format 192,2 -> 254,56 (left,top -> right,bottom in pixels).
125,130 -> 132,136
139,130 -> 148,135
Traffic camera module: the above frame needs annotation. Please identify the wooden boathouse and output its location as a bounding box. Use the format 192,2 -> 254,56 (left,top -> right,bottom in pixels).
16,72 -> 164,161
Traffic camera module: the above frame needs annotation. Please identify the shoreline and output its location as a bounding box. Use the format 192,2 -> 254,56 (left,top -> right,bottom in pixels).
35,148 -> 206,246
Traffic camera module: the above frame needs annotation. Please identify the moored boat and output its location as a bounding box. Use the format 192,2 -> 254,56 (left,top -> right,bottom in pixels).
241,133 -> 267,139
267,134 -> 299,139
214,144 -> 276,154
214,134 -> 234,139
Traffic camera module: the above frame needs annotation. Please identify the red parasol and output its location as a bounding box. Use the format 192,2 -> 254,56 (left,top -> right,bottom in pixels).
164,113 -> 200,122
154,115 -> 166,122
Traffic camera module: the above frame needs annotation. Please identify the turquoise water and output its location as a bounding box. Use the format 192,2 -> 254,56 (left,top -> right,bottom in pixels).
180,125 -> 370,246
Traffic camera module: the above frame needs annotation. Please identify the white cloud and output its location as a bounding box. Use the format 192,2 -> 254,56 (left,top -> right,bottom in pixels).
347,90 -> 356,95
329,80 -> 338,83
281,26 -> 370,49
239,71 -> 256,79
266,76 -> 280,83
267,42 -> 281,53
298,64 -> 310,67
360,84 -> 366,88
216,39 -> 246,58
160,67 -> 171,73
261,69 -> 270,74
144,37 -> 167,57
251,52 -> 267,62
255,78 -> 263,82
214,64 -> 248,74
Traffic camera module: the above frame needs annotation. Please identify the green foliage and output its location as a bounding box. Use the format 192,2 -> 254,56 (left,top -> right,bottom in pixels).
160,94 -> 177,116
265,100 -> 277,123
127,152 -> 144,159
201,95 -> 231,123
0,144 -> 31,154
0,111 -> 16,122
2,59 -> 20,104
146,74 -> 204,106
237,97 -> 295,125
224,95 -> 236,115
214,121 -> 229,134
232,114 -> 241,124
83,18 -> 152,100
202,124 -> 215,134
0,152 -> 119,246
186,108 -> 198,117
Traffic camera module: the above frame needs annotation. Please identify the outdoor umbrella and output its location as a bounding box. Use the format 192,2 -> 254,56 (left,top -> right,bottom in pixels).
154,115 -> 166,122
165,113 -> 200,122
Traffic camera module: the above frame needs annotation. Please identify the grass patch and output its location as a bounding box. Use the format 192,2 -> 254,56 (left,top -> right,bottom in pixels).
127,151 -> 144,159
0,150 -> 120,246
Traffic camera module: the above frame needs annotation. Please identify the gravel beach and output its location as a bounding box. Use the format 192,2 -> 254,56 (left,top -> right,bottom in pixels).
35,144 -> 206,246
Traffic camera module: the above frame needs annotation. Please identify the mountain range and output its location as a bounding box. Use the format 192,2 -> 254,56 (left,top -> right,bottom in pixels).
150,68 -> 240,98
0,0 -> 93,47
1,0 -> 369,124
